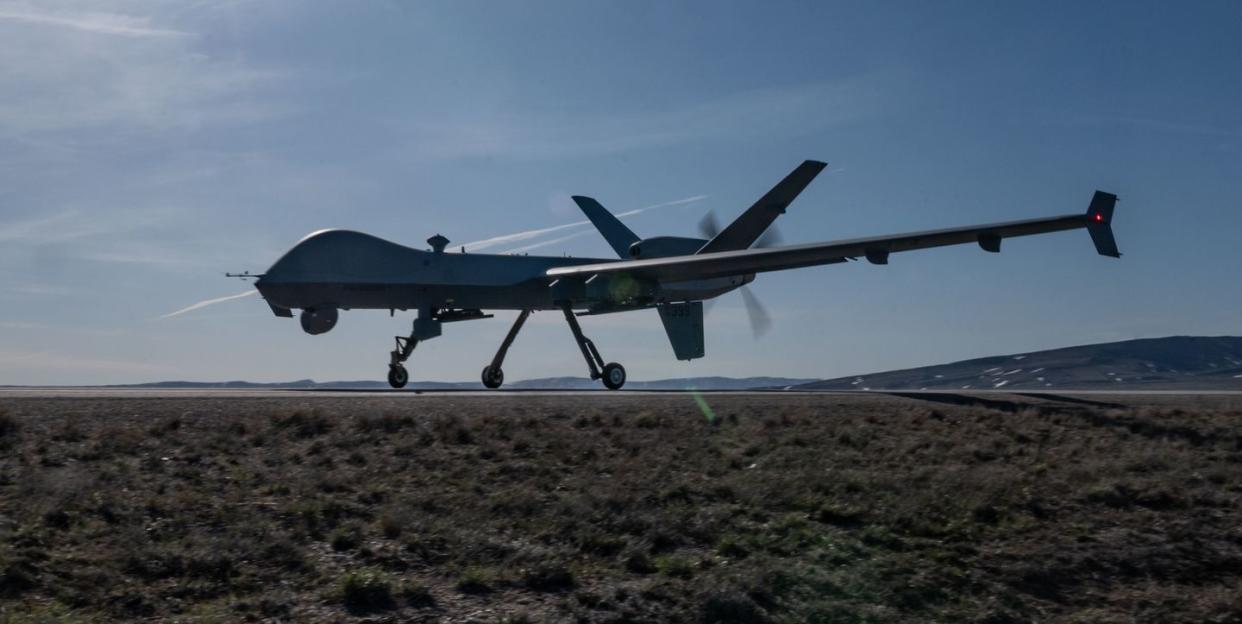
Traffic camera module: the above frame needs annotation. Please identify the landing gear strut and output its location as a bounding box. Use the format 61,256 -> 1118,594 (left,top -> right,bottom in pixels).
388,334 -> 417,389
561,304 -> 626,390
481,309 -> 531,389
387,307 -> 443,389
385,305 -> 625,390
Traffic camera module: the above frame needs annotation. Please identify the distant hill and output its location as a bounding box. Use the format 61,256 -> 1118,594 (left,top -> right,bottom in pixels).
119,376 -> 818,391
798,336 -> 1242,391
37,337 -> 1242,392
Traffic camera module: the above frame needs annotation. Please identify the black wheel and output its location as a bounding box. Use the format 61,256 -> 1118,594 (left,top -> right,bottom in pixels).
601,362 -> 626,390
387,365 -> 409,389
481,365 -> 504,389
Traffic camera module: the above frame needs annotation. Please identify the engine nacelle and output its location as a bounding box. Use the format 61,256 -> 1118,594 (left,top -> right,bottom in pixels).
300,307 -> 338,335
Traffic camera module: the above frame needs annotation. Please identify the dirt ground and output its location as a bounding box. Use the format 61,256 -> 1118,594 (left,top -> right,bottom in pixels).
1,391 -> 1241,623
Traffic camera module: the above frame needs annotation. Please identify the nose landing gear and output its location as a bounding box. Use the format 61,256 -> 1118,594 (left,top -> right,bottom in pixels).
387,363 -> 410,389
386,307 -> 442,389
387,333 -> 418,389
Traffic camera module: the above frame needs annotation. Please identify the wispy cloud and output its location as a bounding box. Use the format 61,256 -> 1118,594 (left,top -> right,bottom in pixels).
157,290 -> 256,319
0,211 -> 85,243
462,194 -> 707,252
6,284 -> 79,297
0,8 -> 190,38
397,75 -> 897,161
78,244 -> 201,267
0,209 -> 143,244
0,4 -> 287,137
0,206 -> 203,269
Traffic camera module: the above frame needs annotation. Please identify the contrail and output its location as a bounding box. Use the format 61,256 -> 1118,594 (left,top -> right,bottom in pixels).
501,230 -> 593,254
461,194 -> 707,252
158,290 -> 256,319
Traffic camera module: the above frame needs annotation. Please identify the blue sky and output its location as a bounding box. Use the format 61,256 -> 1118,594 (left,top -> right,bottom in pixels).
1,1 -> 1239,385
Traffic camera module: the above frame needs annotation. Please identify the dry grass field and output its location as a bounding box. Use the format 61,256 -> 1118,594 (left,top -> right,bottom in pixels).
1,392 -> 1241,623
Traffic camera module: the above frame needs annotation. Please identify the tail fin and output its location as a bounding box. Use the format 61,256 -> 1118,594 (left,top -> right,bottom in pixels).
1086,190 -> 1121,258
697,160 -> 827,254
572,196 -> 640,259
657,301 -> 705,360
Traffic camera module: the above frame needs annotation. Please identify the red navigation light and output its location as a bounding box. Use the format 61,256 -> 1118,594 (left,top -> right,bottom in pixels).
1093,213 -> 1103,222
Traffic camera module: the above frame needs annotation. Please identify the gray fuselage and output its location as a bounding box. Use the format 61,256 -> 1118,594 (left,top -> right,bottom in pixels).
255,229 -> 747,313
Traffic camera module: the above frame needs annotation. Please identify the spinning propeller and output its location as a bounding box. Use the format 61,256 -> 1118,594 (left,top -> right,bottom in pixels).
698,211 -> 778,338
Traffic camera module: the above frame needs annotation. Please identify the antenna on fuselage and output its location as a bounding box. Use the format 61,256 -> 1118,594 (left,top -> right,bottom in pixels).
428,234 -> 449,253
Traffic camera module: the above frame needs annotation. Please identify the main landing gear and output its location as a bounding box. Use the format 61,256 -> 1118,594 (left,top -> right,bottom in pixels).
481,309 -> 530,389
561,304 -> 626,390
477,306 -> 625,390
386,306 -> 626,390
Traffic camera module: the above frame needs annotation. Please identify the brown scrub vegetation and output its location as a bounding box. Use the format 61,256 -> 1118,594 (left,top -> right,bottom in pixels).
1,393 -> 1240,623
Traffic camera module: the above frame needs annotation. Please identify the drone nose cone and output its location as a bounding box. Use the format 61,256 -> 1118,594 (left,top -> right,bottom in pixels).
256,261 -> 286,284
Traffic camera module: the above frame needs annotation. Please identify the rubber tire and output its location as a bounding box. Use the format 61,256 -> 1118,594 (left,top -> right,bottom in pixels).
387,365 -> 409,389
601,362 -> 626,390
481,365 -> 504,389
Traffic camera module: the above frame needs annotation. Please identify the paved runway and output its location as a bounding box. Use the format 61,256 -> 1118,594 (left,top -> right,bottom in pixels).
0,387 -> 810,398
3,386 -> 1241,399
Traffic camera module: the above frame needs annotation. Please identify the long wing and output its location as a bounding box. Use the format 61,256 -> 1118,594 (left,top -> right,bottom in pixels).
547,191 -> 1119,283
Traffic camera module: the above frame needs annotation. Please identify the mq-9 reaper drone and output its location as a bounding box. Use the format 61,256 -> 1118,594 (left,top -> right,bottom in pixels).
244,161 -> 1120,389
